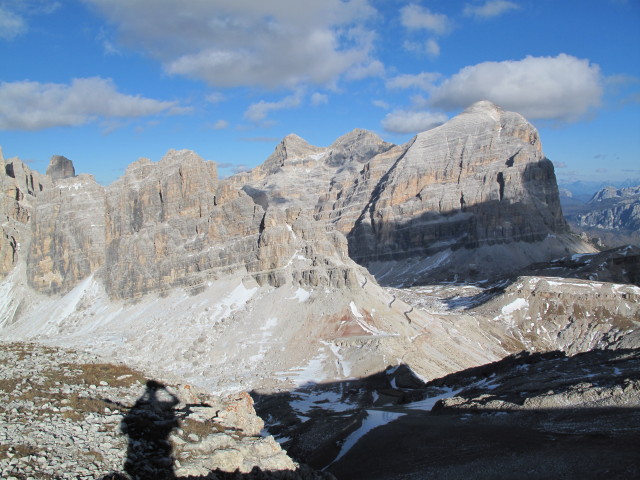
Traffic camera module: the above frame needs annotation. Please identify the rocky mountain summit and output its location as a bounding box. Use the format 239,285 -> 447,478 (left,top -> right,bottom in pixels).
0,101 -> 603,392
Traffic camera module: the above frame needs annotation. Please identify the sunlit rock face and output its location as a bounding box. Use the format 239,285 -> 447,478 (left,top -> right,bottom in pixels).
6,101 -> 591,297
347,101 -> 568,259
315,101 -> 582,283
577,185 -> 640,231
28,173 -> 105,294
0,149 -> 50,278
0,102 -> 633,406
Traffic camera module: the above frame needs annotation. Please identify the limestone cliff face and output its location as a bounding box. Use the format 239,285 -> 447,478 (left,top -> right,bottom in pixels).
103,149 -> 261,298
577,185 -> 640,232
0,149 -> 50,278
4,101 -> 590,297
342,101 -> 568,263
102,149 -> 358,298
28,173 -> 105,294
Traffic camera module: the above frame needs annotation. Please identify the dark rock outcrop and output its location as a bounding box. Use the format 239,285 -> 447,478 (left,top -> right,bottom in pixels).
46,155 -> 76,182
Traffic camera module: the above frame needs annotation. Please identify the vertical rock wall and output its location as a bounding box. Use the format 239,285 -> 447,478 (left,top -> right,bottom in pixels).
0,150 -> 49,278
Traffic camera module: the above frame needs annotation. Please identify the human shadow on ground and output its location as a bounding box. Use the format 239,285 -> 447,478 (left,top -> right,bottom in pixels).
120,380 -> 179,479
100,379 -> 332,480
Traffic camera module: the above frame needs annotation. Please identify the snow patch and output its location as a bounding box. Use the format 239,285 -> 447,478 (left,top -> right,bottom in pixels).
501,298 -> 528,316
406,387 -> 463,411
289,288 -> 310,303
290,390 -> 355,416
281,352 -> 328,387
327,410 -> 405,467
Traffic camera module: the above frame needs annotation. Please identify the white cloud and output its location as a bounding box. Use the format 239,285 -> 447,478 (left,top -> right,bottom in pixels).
311,93 -> 329,106
382,110 -> 448,134
463,1 -> 520,19
211,119 -> 229,130
244,91 -> 303,122
372,99 -> 390,109
426,39 -> 440,58
217,162 -> 252,175
84,0 -> 379,89
346,60 -> 385,80
205,92 -> 226,104
403,39 -> 441,58
400,4 -> 452,35
0,1 -> 61,40
429,54 -> 603,122
0,77 -> 186,130
386,72 -> 440,91
0,6 -> 25,40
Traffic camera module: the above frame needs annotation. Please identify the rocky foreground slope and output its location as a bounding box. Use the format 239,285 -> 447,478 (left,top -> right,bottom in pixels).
0,342 -> 332,479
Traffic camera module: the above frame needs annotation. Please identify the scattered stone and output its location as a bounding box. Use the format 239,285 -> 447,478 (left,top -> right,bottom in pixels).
0,342 -> 334,479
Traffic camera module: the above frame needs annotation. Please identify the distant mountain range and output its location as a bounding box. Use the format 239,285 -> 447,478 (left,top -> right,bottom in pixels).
559,178 -> 640,202
560,184 -> 640,248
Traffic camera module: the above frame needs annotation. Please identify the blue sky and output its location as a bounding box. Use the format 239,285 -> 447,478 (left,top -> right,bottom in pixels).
1,0 -> 639,187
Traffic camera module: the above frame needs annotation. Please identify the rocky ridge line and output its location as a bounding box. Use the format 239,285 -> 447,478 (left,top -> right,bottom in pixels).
1,101 -> 593,299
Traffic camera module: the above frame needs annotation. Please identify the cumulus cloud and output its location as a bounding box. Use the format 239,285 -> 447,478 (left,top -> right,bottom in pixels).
216,162 -> 252,178
463,1 -> 519,19
372,99 -> 390,109
209,119 -> 229,130
0,6 -> 25,40
346,59 -> 385,80
426,39 -> 441,58
429,54 -> 603,122
400,4 -> 452,35
0,1 -> 61,40
0,77 -> 186,130
386,72 -> 441,91
84,0 -> 379,89
403,39 -> 441,58
244,91 -> 303,122
205,92 -> 226,104
382,110 -> 448,134
311,92 -> 329,106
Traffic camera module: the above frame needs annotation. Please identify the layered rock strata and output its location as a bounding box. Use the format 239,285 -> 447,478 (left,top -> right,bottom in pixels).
1,101 -> 591,298
0,148 -> 50,278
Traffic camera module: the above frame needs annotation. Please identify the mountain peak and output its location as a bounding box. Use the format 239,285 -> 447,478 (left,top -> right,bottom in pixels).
325,129 -> 393,167
46,155 -> 76,182
463,100 -> 504,115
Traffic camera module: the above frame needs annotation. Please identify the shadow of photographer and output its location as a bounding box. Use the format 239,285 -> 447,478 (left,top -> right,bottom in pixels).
119,379 -> 179,480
